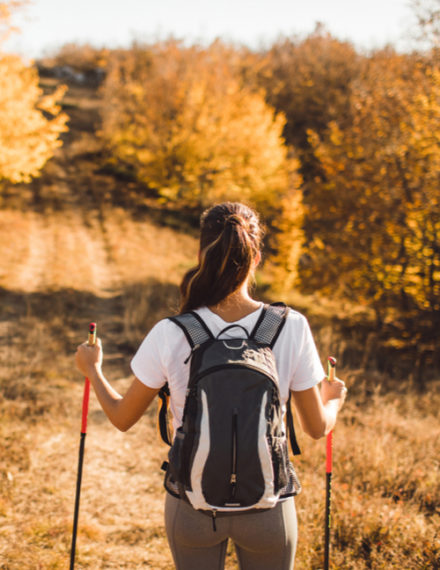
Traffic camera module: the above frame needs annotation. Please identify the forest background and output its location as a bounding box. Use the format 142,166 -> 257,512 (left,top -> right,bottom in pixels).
0,0 -> 439,568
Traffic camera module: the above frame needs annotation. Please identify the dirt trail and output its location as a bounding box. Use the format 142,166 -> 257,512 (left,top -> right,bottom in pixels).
2,208 -> 117,295
0,199 -> 180,567
0,192 -> 183,565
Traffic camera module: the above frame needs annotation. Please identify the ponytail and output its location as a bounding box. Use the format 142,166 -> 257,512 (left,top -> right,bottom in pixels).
179,203 -> 263,313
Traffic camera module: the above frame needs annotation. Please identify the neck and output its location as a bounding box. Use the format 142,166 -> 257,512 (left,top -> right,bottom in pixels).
208,280 -> 261,322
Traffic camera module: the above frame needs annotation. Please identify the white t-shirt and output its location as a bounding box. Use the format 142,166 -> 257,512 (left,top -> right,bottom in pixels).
131,304 -> 325,431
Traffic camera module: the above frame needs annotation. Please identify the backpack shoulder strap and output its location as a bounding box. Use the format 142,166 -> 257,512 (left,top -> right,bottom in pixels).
168,311 -> 213,348
250,302 -> 289,348
286,393 -> 301,456
158,312 -> 213,447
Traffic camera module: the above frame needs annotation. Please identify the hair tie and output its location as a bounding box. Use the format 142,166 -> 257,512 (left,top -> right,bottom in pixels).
225,214 -> 246,229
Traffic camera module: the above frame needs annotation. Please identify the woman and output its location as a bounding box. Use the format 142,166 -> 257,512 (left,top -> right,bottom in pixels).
75,202 -> 347,570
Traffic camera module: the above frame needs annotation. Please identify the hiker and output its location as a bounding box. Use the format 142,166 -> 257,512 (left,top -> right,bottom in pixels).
75,201 -> 347,570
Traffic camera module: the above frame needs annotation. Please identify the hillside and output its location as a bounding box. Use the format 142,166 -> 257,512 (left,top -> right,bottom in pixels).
0,78 -> 439,569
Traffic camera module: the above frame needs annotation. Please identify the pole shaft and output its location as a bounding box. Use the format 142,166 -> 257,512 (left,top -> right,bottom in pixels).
81,378 -> 90,434
326,430 -> 333,473
324,357 -> 336,570
70,432 -> 86,569
324,471 -> 332,570
70,322 -> 96,569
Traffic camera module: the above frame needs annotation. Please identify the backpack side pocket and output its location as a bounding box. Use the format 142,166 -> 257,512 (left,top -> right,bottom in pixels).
270,435 -> 289,494
168,428 -> 186,485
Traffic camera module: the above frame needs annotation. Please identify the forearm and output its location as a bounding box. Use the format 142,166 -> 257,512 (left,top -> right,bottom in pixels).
292,384 -> 345,440
86,365 -> 125,430
75,339 -> 159,431
83,364 -> 159,432
298,401 -> 338,440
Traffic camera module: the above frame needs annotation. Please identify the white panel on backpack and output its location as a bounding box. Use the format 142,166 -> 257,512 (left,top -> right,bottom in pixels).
185,390 -> 211,510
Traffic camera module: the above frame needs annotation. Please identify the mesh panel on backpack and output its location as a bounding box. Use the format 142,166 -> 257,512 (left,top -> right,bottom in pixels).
252,304 -> 288,346
170,312 -> 212,347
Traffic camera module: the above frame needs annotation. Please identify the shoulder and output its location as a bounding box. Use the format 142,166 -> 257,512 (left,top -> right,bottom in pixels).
149,316 -> 187,338
137,317 -> 188,351
285,307 -> 307,323
283,306 -> 309,329
278,306 -> 314,343
132,316 -> 189,368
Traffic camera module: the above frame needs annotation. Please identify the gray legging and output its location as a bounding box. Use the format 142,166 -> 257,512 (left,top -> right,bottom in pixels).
165,493 -> 297,570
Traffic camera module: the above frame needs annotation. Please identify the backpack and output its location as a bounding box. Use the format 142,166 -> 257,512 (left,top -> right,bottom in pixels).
158,303 -> 301,521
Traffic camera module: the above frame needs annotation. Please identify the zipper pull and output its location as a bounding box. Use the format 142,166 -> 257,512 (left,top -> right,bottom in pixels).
211,509 -> 217,532
184,344 -> 200,364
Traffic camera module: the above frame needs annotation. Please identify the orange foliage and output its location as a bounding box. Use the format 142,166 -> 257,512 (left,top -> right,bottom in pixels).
0,53 -> 68,183
42,42 -> 110,72
0,1 -> 68,184
258,27 -> 360,173
100,40 -> 298,214
303,50 -> 440,316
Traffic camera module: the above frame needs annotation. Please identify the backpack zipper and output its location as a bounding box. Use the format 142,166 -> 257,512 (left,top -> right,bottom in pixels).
211,509 -> 217,531
184,344 -> 200,364
229,408 -> 238,500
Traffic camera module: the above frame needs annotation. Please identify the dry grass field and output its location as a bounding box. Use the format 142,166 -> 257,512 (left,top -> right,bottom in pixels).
0,80 -> 439,569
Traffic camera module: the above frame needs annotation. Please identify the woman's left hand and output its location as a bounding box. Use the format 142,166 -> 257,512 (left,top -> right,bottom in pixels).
75,337 -> 103,377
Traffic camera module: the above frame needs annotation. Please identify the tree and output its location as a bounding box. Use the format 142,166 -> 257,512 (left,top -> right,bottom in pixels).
302,49 -> 440,318
0,1 -> 68,185
257,27 -> 361,182
100,40 -> 298,216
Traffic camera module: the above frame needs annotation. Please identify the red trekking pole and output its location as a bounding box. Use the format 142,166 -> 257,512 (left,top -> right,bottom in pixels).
324,356 -> 337,570
70,322 -> 96,569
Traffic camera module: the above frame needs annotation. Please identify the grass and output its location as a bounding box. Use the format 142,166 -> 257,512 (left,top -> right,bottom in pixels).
293,389 -> 440,569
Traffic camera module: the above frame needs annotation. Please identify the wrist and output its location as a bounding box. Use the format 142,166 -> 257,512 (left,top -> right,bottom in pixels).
87,363 -> 102,380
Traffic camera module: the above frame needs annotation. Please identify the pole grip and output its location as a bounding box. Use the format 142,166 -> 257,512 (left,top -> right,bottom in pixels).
327,356 -> 336,382
88,322 -> 97,346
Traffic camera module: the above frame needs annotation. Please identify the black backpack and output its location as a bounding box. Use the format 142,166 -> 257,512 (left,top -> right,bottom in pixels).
158,303 -> 301,520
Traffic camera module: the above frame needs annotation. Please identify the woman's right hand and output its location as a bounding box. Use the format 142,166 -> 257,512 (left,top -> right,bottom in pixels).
321,376 -> 347,411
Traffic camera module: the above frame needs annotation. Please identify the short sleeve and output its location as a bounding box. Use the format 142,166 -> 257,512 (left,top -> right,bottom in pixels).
288,312 -> 325,391
130,320 -> 169,389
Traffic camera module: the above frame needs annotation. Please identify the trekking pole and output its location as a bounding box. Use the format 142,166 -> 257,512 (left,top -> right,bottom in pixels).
324,356 -> 337,570
70,322 -> 96,570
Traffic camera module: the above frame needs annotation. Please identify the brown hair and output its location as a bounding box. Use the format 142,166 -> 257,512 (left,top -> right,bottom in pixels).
179,202 -> 263,313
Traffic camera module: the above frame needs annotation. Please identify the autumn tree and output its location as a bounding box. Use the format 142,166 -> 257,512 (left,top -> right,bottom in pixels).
46,42 -> 109,74
100,40 -> 300,218
0,1 -> 68,185
257,27 -> 361,181
301,49 -> 440,319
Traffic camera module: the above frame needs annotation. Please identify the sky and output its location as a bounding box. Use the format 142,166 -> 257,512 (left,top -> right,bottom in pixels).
4,0 -> 417,59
